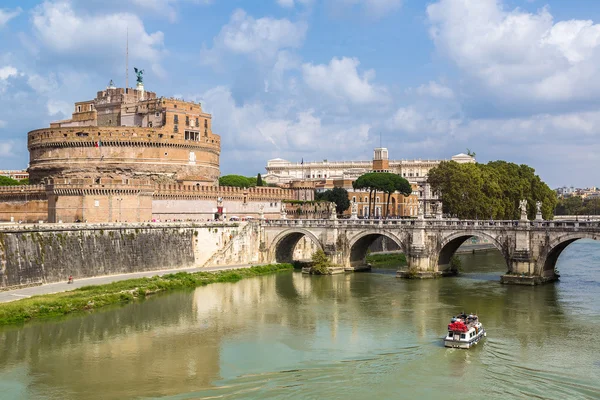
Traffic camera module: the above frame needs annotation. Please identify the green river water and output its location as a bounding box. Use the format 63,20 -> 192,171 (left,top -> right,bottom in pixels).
1,241 -> 599,400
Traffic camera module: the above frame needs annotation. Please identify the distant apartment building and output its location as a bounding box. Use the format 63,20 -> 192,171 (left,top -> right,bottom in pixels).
267,150 -> 475,217
0,170 -> 28,181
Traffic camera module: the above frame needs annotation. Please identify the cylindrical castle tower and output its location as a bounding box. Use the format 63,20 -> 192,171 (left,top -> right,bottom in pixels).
27,86 -> 221,185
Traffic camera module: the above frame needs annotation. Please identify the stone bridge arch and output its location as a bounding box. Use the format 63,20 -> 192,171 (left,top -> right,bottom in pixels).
536,233 -> 600,277
436,230 -> 509,271
347,230 -> 408,268
269,228 -> 324,264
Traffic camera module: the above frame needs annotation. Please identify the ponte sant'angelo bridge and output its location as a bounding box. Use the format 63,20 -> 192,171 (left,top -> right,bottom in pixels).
259,216 -> 600,284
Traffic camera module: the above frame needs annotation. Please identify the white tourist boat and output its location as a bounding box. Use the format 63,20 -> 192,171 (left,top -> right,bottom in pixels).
444,313 -> 486,349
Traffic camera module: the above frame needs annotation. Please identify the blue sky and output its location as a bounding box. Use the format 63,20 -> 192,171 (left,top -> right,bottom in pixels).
1,0 -> 600,188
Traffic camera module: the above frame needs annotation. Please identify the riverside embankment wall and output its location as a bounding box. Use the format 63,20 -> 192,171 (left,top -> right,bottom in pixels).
0,222 -> 258,290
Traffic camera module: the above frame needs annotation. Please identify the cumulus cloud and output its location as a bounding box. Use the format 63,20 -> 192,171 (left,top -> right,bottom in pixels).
0,66 -> 19,93
329,0 -> 402,18
413,81 -> 454,99
302,57 -> 389,104
427,0 -> 600,104
276,0 -> 314,8
46,99 -> 71,117
0,7 -> 21,27
0,141 -> 15,157
201,9 -> 308,66
31,1 -> 165,74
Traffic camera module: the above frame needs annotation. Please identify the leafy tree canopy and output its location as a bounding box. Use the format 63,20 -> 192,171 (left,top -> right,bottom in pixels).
427,160 -> 557,220
0,176 -> 21,186
219,175 -> 253,188
316,187 -> 351,214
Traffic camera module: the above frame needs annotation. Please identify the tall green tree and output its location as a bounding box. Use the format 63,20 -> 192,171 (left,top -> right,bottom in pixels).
353,172 -> 412,218
317,187 -> 351,214
256,173 -> 263,187
219,175 -> 252,188
427,160 -> 557,220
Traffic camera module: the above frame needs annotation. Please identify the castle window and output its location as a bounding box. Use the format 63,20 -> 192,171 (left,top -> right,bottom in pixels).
76,132 -> 89,137
185,116 -> 189,126
204,119 -> 208,128
174,104 -> 177,108
89,105 -> 93,111
149,122 -> 153,128
195,118 -> 199,127
174,125 -> 179,133
174,115 -> 179,124
155,112 -> 160,117
185,131 -> 190,140
158,134 -> 163,138
77,105 -> 81,112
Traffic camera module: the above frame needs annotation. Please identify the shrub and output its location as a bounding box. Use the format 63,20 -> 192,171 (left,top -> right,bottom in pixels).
310,249 -> 332,275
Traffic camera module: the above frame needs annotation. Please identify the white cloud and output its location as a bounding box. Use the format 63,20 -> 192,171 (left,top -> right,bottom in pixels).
427,0 -> 600,103
0,120 -> 5,128
0,7 -> 21,27
302,57 -> 389,104
0,141 -> 15,157
413,81 -> 454,99
32,1 -> 165,71
201,9 -> 307,66
0,66 -> 18,80
329,0 -> 402,18
46,99 -> 71,117
389,106 -> 461,135
276,0 -> 314,8
0,66 -> 19,94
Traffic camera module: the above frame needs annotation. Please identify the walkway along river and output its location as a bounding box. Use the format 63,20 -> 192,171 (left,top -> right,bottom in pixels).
0,241 -> 598,399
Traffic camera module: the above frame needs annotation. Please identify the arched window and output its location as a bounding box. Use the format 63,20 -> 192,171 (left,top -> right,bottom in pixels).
352,196 -> 356,203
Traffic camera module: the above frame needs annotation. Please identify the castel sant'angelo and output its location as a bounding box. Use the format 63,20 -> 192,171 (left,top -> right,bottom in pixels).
0,74 -> 293,223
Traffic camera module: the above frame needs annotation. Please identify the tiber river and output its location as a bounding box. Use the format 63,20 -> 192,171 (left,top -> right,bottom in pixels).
1,241 -> 599,400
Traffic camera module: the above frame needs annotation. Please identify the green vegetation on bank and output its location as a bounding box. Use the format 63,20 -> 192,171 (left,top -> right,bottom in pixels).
427,160 -> 557,220
365,252 -> 407,268
0,264 -> 293,326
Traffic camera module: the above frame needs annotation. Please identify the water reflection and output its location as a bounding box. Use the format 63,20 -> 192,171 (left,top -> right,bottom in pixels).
0,245 -> 598,399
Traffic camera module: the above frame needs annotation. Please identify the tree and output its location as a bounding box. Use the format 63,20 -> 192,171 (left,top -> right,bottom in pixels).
0,176 -> 20,186
317,187 -> 351,214
219,175 -> 252,188
353,172 -> 412,218
427,160 -> 557,220
256,173 -> 263,187
466,148 -> 476,158
310,249 -> 332,275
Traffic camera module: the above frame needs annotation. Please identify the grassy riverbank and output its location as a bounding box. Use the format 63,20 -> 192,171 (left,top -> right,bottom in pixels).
366,253 -> 407,268
0,264 -> 293,326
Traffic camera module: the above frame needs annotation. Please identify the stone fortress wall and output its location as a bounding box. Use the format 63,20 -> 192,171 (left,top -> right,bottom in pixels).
0,222 -> 260,290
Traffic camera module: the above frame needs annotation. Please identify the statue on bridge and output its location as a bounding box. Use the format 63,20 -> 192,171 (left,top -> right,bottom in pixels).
350,201 -> 358,220
519,199 -> 528,221
280,202 -> 287,220
536,201 -> 543,221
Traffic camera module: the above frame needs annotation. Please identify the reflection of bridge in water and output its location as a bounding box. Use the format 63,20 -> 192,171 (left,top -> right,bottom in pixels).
260,218 -> 600,284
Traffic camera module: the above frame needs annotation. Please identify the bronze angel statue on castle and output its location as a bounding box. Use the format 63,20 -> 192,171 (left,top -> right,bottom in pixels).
134,67 -> 144,84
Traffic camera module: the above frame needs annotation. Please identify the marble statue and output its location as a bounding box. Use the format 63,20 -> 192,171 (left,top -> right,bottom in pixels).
519,199 -> 527,215
536,201 -> 542,214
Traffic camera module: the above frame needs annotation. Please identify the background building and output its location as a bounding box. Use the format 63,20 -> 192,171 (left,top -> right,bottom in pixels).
272,149 -> 474,217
